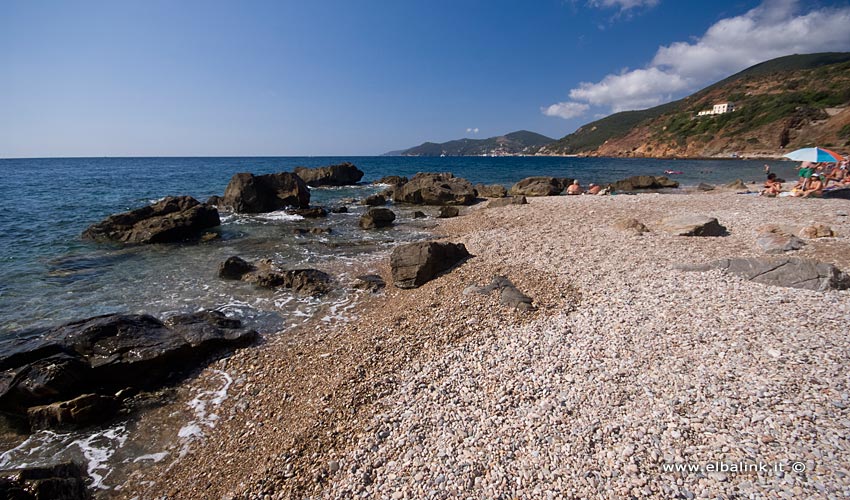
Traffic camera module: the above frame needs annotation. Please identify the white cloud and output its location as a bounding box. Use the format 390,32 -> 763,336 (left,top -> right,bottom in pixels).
543,0 -> 850,119
466,127 -> 480,134
588,0 -> 659,11
541,102 -> 590,119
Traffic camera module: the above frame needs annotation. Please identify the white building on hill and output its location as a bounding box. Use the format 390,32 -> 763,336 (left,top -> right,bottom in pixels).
697,102 -> 736,117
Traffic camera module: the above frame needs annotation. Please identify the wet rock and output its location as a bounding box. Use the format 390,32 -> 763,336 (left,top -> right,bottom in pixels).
362,194 -> 386,207
437,206 -> 459,218
206,195 -> 223,206
374,176 -> 408,188
360,208 -> 396,229
613,218 -> 649,235
393,173 -> 476,205
246,262 -> 333,296
756,226 -> 805,253
222,172 -> 310,213
390,241 -> 470,289
199,232 -> 220,242
82,196 -> 220,244
697,183 -> 715,191
413,211 -> 427,219
465,276 -> 535,311
330,206 -> 349,214
218,256 -> 256,280
0,312 -> 257,418
609,175 -> 679,192
354,275 -> 386,293
27,393 -> 119,430
509,177 -> 568,197
659,215 -> 726,236
0,462 -> 90,500
800,223 -> 836,239
293,162 -> 364,187
679,257 -> 850,291
289,207 -> 328,218
474,184 -> 508,198
488,196 -> 527,208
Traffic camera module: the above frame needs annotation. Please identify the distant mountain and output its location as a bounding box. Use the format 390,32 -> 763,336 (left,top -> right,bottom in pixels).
387,130 -> 554,156
534,52 -> 850,158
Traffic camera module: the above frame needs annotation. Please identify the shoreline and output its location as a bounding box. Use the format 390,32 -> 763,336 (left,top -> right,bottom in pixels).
118,189 -> 850,498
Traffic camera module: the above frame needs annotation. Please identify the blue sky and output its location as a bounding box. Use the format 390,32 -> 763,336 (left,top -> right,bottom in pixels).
1,0 -> 849,157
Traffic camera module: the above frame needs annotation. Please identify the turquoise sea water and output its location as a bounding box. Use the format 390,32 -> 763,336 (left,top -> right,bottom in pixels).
0,156 -> 795,335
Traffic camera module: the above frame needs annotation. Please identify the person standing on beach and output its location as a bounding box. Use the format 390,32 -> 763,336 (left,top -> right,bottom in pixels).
795,161 -> 814,190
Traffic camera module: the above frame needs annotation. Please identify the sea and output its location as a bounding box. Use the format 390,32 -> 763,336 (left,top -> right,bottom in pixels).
0,155 -> 796,491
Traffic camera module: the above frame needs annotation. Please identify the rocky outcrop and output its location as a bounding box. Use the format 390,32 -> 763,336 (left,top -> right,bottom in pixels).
218,256 -> 256,279
464,276 -> 535,311
219,257 -> 333,296
659,215 -> 726,236
487,196 -> 527,208
362,194 -> 386,207
353,274 -> 386,293
609,176 -> 679,192
82,196 -> 220,244
374,176 -> 408,188
0,462 -> 90,500
509,177 -> 569,197
613,218 -> 649,235
390,241 -> 470,289
679,258 -> 850,291
293,162 -> 364,187
474,184 -> 508,198
289,207 -> 328,218
437,206 -> 459,218
393,173 -> 476,205
0,312 -> 257,427
360,208 -> 396,229
756,226 -> 805,253
27,393 -> 119,431
222,172 -> 310,213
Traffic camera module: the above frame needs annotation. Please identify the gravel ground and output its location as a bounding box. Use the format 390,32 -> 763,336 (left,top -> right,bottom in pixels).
121,190 -> 850,499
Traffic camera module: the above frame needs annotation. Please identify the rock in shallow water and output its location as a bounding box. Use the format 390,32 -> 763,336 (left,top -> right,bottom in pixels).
360,208 -> 396,229
393,173 -> 476,206
293,162 -> 364,187
222,172 -> 310,213
0,462 -> 90,500
390,241 -> 470,289
437,206 -> 459,218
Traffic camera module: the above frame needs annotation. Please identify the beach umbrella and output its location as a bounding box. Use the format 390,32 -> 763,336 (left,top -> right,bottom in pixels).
783,147 -> 845,162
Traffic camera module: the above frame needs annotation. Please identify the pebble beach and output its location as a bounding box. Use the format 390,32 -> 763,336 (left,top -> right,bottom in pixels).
117,188 -> 850,499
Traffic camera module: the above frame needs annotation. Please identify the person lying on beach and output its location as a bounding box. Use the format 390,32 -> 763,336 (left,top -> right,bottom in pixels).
587,183 -> 602,195
825,163 -> 846,187
566,180 -> 583,195
760,173 -> 782,197
801,175 -> 824,198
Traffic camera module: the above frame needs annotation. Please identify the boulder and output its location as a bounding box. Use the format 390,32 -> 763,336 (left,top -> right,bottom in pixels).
390,241 -> 470,289
27,393 -> 119,431
222,172 -> 310,213
330,206 -> 349,214
697,183 -> 715,191
218,256 -> 255,280
353,274 -> 386,293
0,312 -> 257,418
437,206 -> 459,218
679,258 -> 850,291
613,218 -> 649,235
0,462 -> 90,500
609,175 -> 679,192
393,173 -> 476,205
82,196 -> 220,245
756,226 -> 805,253
659,215 -> 726,236
245,262 -> 333,296
464,276 -> 535,311
487,196 -> 527,208
206,195 -> 223,206
725,179 -> 749,190
360,208 -> 396,229
289,207 -> 328,218
413,211 -> 427,219
474,184 -> 508,198
293,162 -> 364,187
362,194 -> 386,207
509,177 -> 567,197
800,224 -> 836,239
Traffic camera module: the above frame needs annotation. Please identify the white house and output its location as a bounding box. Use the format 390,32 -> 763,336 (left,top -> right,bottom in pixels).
696,102 -> 735,117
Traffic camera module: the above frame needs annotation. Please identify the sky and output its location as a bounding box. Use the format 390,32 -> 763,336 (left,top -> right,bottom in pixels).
1,0 -> 849,157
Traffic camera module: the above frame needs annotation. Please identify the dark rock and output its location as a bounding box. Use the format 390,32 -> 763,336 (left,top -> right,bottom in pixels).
360,208 -> 396,229
390,241 -> 470,289
609,175 -> 680,192
509,177 -> 567,197
330,206 -> 349,214
823,188 -> 850,199
310,227 -> 332,234
413,211 -> 427,219
0,312 -> 256,417
659,215 -> 726,236
82,196 -> 220,245
474,184 -> 508,198
353,274 -> 386,292
0,462 -> 90,500
487,196 -> 527,208
756,226 -> 805,253
679,258 -> 850,291
289,207 -> 328,218
697,183 -> 715,191
437,206 -> 459,218
613,218 -> 649,235
362,194 -> 386,207
246,263 -> 333,296
293,162 -> 364,187
374,176 -> 408,188
394,173 -> 476,205
222,172 -> 310,213
218,256 -> 255,280
27,393 -> 119,430
206,195 -> 222,206
466,276 -> 535,311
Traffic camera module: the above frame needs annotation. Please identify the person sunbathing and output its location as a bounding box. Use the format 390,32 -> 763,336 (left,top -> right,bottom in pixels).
802,175 -> 824,197
587,183 -> 602,195
825,164 -> 846,187
760,173 -> 782,196
566,180 -> 583,195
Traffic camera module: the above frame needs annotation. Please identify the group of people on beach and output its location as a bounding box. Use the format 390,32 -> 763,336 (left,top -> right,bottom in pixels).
565,180 -> 606,195
760,159 -> 849,197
